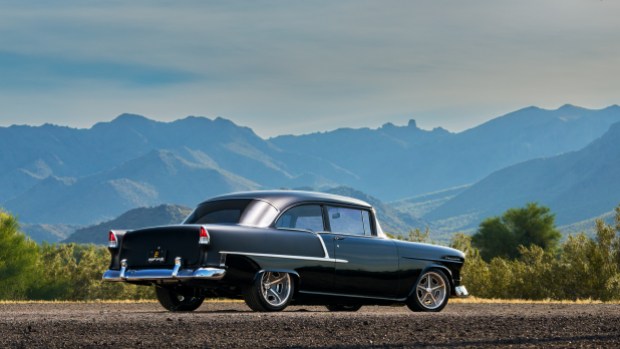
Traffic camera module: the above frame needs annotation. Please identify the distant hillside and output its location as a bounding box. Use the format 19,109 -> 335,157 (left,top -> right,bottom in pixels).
21,223 -> 78,244
5,150 -> 260,224
425,121 -> 620,232
64,204 -> 192,244
389,185 -> 469,219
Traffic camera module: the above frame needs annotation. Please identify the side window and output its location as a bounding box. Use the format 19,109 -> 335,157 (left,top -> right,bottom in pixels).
275,205 -> 324,232
327,206 -> 373,236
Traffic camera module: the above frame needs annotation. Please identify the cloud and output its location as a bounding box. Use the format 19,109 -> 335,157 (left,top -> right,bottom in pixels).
0,1 -> 619,136
0,51 -> 199,90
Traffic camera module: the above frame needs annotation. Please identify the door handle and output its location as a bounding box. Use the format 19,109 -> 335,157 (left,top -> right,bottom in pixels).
334,236 -> 345,241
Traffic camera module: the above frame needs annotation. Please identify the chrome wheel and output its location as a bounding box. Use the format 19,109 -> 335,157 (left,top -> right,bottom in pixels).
261,272 -> 292,307
416,271 -> 447,310
244,271 -> 294,312
407,269 -> 450,312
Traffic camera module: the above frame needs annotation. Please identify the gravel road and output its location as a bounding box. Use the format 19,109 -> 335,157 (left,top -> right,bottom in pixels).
1,301 -> 619,348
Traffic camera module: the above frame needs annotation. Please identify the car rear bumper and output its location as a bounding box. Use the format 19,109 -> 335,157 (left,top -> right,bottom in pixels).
103,257 -> 226,282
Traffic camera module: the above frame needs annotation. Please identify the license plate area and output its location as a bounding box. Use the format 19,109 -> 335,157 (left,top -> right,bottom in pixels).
147,247 -> 167,264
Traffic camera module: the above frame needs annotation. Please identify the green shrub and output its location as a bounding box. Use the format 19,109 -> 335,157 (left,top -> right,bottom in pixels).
0,211 -> 39,299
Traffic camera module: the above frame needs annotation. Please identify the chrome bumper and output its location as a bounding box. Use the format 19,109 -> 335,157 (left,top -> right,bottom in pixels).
103,257 -> 226,282
454,285 -> 469,298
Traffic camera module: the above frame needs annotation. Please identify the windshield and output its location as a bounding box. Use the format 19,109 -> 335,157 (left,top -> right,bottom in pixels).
183,199 -> 279,227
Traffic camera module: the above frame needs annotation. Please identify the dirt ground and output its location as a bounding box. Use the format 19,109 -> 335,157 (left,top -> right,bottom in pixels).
0,301 -> 619,348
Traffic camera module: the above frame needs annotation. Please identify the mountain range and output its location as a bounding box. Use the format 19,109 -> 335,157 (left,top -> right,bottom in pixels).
1,104 -> 619,242
425,120 -> 620,233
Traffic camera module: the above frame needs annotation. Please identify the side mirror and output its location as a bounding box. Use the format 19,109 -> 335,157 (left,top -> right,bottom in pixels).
332,212 -> 341,219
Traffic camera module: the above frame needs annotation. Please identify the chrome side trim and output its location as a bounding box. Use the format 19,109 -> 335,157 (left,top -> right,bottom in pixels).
454,285 -> 469,298
316,233 -> 330,258
219,250 -> 348,264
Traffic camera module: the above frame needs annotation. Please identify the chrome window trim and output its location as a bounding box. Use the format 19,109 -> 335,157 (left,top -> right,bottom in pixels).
316,233 -> 330,258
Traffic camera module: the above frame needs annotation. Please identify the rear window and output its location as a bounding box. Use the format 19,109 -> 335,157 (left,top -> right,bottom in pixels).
184,199 -> 278,227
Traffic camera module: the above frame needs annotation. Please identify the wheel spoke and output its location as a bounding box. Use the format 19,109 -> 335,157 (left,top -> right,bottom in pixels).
422,293 -> 432,305
267,288 -> 282,304
428,292 -> 437,305
265,275 -> 287,287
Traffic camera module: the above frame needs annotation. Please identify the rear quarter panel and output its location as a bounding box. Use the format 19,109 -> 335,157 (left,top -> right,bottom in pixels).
205,225 -> 333,290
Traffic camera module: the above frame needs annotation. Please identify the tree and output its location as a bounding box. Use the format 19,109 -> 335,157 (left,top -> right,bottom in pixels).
0,210 -> 39,299
472,203 -> 561,261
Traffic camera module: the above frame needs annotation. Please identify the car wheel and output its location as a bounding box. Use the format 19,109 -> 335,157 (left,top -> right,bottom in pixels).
325,304 -> 363,312
244,271 -> 293,312
155,286 -> 205,312
407,269 -> 450,312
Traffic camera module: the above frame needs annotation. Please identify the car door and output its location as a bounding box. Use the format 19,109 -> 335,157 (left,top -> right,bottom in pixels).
326,206 -> 401,298
274,204 -> 335,293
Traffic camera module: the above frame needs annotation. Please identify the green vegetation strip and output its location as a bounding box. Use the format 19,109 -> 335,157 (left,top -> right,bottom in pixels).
2,203 -> 620,302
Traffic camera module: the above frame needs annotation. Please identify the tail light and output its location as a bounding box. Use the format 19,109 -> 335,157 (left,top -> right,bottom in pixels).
108,231 -> 119,248
199,226 -> 210,245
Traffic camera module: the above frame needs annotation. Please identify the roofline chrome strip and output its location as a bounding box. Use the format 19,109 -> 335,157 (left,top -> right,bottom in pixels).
219,251 -> 347,264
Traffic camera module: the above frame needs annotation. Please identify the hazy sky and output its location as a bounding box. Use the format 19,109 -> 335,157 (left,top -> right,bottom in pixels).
1,1 -> 619,137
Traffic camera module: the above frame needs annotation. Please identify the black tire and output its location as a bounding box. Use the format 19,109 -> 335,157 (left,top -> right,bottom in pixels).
406,269 -> 451,312
325,304 -> 363,312
155,286 -> 205,312
244,271 -> 293,312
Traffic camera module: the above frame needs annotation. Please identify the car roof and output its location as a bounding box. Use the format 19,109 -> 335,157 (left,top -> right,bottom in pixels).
200,190 -> 372,211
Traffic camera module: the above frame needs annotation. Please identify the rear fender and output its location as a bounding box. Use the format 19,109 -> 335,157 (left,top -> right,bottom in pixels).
223,255 -> 261,284
108,230 -> 128,269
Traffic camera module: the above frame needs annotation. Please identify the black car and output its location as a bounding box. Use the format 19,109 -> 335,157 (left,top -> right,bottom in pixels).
103,190 -> 468,312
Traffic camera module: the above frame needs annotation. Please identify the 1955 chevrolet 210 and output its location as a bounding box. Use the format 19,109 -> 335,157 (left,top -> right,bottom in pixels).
103,190 -> 468,312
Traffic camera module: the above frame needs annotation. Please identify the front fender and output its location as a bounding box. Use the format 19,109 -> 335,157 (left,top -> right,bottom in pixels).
406,264 -> 454,299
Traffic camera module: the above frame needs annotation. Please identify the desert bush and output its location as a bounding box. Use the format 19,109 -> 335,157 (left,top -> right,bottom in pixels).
0,211 -> 39,299
458,205 -> 620,301
451,233 -> 491,297
29,243 -> 154,300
